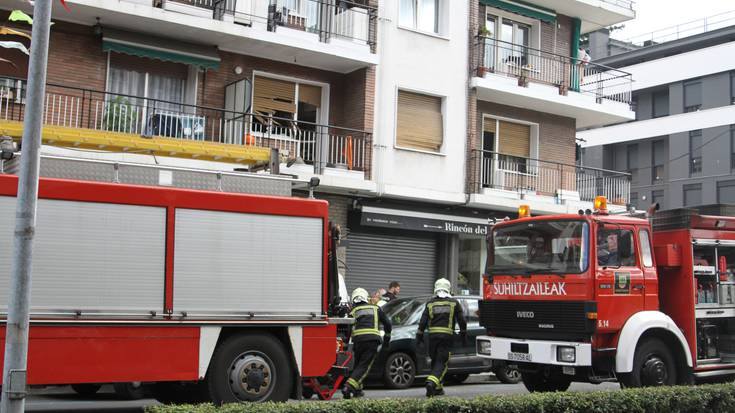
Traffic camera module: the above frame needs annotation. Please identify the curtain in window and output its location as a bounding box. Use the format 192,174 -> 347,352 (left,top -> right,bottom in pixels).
107,66 -> 145,106
148,73 -> 185,112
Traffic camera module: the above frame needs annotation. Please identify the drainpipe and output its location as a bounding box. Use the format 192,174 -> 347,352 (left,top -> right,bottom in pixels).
373,0 -> 390,197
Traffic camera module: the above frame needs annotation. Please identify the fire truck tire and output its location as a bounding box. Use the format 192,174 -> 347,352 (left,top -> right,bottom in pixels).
520,369 -> 572,392
383,352 -> 416,389
620,338 -> 677,388
71,384 -> 102,396
206,333 -> 292,404
112,382 -> 146,400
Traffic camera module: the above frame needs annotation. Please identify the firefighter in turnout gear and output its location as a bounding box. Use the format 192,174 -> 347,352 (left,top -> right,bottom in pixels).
416,278 -> 467,397
343,287 -> 392,399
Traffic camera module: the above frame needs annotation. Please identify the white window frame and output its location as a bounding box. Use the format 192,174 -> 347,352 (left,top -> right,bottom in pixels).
397,0 -> 446,37
484,7 -> 541,71
480,113 -> 539,177
392,86 -> 447,155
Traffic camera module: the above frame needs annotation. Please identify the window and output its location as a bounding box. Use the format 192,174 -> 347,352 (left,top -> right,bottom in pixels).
498,119 -> 531,172
718,180 -> 735,203
652,90 -> 669,118
597,229 -> 636,268
684,80 -> 702,112
652,140 -> 665,183
630,192 -> 638,209
639,229 -> 653,268
684,183 -> 702,207
399,0 -> 439,34
396,90 -> 443,152
652,190 -> 665,208
690,130 -> 702,175
484,13 -> 531,70
458,234 -> 486,296
252,75 -> 322,125
626,144 -> 638,171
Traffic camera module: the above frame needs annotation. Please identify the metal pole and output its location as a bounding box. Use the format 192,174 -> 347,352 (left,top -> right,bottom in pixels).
1,2 -> 53,412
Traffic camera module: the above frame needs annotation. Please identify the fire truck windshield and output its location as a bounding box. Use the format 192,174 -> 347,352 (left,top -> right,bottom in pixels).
489,220 -> 589,275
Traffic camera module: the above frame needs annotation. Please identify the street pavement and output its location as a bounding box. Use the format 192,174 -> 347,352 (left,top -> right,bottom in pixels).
25,376 -> 621,412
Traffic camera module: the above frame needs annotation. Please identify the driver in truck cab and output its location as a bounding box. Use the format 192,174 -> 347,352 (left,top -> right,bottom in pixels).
597,231 -> 619,267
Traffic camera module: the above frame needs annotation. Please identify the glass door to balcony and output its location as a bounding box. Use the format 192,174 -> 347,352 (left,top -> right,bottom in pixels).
485,13 -> 530,77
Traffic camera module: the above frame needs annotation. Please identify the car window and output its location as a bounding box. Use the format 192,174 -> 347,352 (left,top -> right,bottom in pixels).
382,297 -> 429,326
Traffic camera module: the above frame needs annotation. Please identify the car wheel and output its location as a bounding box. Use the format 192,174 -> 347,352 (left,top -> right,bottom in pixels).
521,368 -> 571,392
113,382 -> 146,400
445,373 -> 470,385
495,364 -> 522,384
383,352 -> 416,389
71,384 -> 102,397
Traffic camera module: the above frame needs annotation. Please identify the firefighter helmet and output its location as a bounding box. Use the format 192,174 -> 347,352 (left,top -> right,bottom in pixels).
434,278 -> 451,295
351,288 -> 369,304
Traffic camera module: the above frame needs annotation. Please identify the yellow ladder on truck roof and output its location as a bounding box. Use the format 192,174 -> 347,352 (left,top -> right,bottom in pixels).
0,120 -> 273,165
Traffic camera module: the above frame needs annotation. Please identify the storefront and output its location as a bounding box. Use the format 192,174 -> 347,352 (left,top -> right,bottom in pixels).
345,203 -> 503,297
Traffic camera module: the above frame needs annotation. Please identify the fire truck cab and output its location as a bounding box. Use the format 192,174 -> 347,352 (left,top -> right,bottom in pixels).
477,198 -> 735,391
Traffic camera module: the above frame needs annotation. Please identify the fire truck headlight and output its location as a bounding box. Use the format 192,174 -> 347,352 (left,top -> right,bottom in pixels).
557,346 -> 576,363
478,340 -> 492,355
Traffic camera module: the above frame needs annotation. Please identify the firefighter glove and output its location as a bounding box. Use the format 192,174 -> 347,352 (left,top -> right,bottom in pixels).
416,331 -> 424,348
460,331 -> 468,347
382,334 -> 391,351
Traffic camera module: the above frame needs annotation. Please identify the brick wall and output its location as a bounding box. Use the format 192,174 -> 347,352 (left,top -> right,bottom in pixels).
467,0 -> 480,193
476,100 -> 576,166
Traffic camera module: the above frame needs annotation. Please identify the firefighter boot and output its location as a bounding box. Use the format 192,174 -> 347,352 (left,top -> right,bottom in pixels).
353,388 -> 365,398
341,384 -> 352,399
425,380 -> 436,398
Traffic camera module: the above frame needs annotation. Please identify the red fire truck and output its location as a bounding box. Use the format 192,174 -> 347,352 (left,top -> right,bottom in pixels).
477,197 -> 735,391
0,172 -> 347,403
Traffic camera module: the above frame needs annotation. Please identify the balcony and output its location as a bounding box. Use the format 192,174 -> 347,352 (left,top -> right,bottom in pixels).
472,37 -> 635,128
531,0 -> 635,33
0,78 -> 371,180
468,150 -> 630,213
61,0 -> 378,73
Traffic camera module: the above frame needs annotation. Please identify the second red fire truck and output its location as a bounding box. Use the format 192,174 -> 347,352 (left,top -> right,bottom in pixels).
477,198 -> 735,390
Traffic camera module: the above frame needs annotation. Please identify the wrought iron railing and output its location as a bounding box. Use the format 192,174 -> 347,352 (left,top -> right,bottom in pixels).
161,0 -> 377,48
0,77 -> 370,175
470,150 -> 631,205
475,37 -> 633,105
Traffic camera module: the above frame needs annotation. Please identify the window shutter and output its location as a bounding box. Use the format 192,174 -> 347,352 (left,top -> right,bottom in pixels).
298,84 -> 322,108
396,90 -> 443,152
498,121 -> 530,158
253,76 -> 296,116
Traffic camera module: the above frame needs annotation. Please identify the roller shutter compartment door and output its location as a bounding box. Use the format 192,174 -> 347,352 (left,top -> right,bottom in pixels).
346,231 -> 437,297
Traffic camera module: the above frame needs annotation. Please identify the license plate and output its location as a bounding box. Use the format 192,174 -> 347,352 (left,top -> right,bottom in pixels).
507,351 -> 532,362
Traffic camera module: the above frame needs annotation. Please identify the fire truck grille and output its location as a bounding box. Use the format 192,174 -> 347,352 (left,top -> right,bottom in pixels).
478,300 -> 597,341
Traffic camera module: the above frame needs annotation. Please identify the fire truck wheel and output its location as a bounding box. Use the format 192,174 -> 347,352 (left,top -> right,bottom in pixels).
207,333 -> 292,404
112,382 -> 146,400
520,369 -> 572,392
383,352 -> 416,389
621,338 -> 677,387
70,384 -> 102,396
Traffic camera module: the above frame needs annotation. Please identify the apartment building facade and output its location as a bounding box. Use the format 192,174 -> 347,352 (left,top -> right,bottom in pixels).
0,0 -> 635,297
580,26 -> 735,210
344,0 -> 636,297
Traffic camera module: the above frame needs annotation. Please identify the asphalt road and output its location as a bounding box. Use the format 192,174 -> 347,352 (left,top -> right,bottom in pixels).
25,376 -> 621,412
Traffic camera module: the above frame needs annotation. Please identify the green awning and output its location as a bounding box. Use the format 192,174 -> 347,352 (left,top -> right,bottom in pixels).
481,0 -> 556,23
102,29 -> 220,70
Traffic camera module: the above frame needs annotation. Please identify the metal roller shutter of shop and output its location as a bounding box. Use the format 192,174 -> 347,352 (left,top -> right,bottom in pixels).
346,231 -> 437,298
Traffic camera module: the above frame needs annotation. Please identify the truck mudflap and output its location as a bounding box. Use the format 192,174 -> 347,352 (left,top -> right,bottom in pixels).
476,336 -> 592,367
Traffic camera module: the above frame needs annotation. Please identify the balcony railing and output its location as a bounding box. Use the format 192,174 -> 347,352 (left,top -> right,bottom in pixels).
475,37 -> 633,106
471,150 -> 631,205
156,0 -> 377,49
0,77 -> 371,176
600,0 -> 635,10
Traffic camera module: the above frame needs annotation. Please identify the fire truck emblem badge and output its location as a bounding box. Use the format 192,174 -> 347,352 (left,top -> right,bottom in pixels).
614,272 -> 631,294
